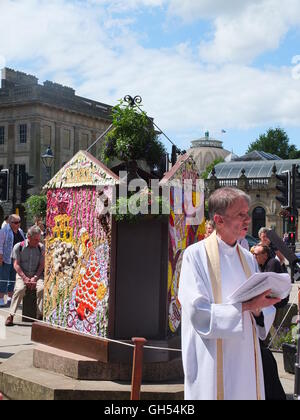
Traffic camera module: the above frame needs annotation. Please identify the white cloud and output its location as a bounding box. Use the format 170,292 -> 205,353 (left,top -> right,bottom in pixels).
1,0 -> 300,153
167,0 -> 260,21
199,0 -> 300,64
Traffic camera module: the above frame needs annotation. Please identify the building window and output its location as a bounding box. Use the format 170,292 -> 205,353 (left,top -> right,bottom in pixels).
0,127 -> 4,145
62,129 -> 71,149
19,124 -> 27,144
43,125 -> 52,147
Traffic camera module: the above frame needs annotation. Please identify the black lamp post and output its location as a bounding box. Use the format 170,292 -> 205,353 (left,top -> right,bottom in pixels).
41,146 -> 54,181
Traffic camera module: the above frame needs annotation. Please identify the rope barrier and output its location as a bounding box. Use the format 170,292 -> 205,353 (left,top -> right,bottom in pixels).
0,307 -> 135,349
1,291 -> 298,354
0,307 -> 182,352
2,287 -> 298,354
144,345 -> 181,353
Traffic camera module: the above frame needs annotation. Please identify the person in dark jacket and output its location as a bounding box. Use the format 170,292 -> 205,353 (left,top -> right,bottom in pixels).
253,244 -> 288,400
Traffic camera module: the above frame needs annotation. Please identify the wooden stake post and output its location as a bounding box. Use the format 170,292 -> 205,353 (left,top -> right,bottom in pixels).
131,338 -> 147,401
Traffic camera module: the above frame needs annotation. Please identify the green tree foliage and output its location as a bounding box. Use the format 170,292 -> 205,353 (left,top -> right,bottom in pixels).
201,158 -> 225,180
247,127 -> 300,159
25,194 -> 47,222
100,100 -> 166,169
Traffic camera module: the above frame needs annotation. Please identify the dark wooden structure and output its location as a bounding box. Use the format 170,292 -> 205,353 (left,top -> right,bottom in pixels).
109,217 -> 169,340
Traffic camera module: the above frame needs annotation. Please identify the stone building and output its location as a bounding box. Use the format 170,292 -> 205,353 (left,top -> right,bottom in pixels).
188,131 -> 233,175
206,157 -> 300,238
0,68 -> 112,225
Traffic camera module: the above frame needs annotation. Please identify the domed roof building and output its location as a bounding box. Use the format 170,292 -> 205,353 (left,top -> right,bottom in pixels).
188,131 -> 233,174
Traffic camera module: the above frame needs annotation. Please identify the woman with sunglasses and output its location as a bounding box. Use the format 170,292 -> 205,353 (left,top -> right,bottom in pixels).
0,215 -> 25,306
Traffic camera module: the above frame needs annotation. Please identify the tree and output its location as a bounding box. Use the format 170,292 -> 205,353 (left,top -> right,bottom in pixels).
247,127 -> 300,159
25,194 -> 47,222
100,100 -> 166,170
201,158 -> 225,180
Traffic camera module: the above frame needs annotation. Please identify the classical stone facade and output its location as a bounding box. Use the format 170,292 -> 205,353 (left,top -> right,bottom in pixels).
206,161 -> 300,238
0,68 -> 112,225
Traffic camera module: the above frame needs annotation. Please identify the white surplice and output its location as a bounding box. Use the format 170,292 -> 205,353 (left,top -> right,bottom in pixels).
178,237 -> 276,400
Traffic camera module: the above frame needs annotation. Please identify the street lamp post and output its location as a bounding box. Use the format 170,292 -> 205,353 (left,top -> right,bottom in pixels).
41,146 -> 54,181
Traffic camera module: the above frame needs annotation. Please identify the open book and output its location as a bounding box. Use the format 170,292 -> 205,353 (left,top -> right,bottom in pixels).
227,272 -> 292,304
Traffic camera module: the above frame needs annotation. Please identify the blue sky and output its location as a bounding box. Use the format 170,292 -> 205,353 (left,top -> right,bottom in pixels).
1,0 -> 300,157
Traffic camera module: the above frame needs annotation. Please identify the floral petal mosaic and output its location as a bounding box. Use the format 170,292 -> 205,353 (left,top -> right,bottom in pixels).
43,151 -> 119,338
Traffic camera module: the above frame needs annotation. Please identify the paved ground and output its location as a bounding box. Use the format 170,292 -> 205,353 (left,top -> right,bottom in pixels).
0,248 -> 298,400
0,307 -> 35,364
0,292 -> 298,400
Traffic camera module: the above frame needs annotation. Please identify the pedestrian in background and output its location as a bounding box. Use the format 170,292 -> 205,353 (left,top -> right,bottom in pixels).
283,233 -> 289,246
258,227 -> 285,263
5,226 -> 44,327
1,216 -> 9,229
0,215 -> 25,307
253,244 -> 288,400
258,227 -> 287,273
204,220 -> 215,238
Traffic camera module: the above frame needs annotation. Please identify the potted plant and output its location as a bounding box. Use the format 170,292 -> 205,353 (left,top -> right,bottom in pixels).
100,100 -> 166,176
281,325 -> 297,374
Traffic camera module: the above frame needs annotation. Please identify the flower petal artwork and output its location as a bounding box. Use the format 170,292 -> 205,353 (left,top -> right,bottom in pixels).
160,155 -> 205,335
43,151 -> 119,338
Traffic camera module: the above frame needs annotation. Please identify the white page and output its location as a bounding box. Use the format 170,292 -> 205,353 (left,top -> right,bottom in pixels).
227,272 -> 291,304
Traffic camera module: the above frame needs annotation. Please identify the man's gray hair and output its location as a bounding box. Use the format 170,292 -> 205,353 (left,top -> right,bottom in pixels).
8,214 -> 20,223
208,187 -> 251,220
27,225 -> 41,238
258,227 -> 269,238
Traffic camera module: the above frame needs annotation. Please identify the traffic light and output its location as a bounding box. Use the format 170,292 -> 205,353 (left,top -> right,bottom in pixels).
289,231 -> 296,246
276,171 -> 290,207
293,165 -> 300,209
288,214 -> 296,232
21,172 -> 34,202
0,169 -> 9,202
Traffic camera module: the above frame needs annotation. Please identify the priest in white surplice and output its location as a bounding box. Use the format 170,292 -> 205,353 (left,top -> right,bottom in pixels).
179,188 -> 281,400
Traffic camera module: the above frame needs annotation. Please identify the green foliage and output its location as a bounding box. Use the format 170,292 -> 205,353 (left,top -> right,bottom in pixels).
101,100 -> 166,169
111,188 -> 169,223
201,158 -> 224,180
269,325 -> 298,350
247,127 -> 300,159
25,194 -> 47,221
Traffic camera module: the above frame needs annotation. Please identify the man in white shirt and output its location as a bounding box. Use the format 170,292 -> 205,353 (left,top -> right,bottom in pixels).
179,187 -> 280,400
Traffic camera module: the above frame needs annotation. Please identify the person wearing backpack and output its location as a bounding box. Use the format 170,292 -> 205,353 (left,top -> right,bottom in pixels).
5,225 -> 44,327
0,214 -> 25,307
